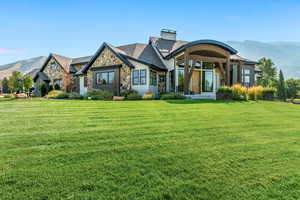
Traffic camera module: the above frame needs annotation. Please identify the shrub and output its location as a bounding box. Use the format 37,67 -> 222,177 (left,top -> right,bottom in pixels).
160,92 -> 185,100
46,90 -> 62,99
84,89 -> 113,100
40,83 -> 48,97
56,92 -> 70,99
248,86 -> 263,100
262,87 -> 276,100
54,83 -> 61,90
127,93 -> 142,100
232,84 -> 248,100
142,92 -> 155,100
68,92 -> 83,99
48,85 -> 54,92
121,89 -> 139,98
216,86 -> 233,100
102,91 -> 113,100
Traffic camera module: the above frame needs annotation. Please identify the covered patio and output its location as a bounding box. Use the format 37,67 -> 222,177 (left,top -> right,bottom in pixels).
167,40 -> 240,95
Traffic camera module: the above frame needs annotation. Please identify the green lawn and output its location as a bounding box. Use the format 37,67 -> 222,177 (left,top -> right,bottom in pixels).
1,99 -> 300,200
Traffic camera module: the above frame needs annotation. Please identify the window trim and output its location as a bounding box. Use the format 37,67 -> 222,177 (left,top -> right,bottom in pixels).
150,70 -> 157,86
96,71 -> 115,85
132,69 -> 147,85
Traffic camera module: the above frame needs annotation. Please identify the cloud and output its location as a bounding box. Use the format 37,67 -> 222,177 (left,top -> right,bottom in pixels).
0,48 -> 26,55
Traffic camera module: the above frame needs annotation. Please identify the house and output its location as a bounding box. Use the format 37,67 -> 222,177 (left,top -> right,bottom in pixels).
33,54 -> 91,96
35,29 -> 258,99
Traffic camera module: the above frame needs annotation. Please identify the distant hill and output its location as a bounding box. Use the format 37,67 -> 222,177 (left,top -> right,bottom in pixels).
0,56 -> 47,80
227,40 -> 300,79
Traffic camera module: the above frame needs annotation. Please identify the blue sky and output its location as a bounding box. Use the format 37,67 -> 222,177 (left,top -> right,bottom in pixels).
1,0 -> 300,64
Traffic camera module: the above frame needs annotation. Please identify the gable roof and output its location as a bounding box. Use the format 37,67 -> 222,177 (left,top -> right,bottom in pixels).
33,53 -> 73,81
117,43 -> 166,70
71,56 -> 92,65
150,37 -> 188,57
77,42 -> 135,75
77,42 -> 167,75
230,54 -> 258,65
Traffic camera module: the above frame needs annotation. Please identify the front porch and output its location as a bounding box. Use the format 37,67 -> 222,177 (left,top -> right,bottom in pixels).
170,40 -> 242,98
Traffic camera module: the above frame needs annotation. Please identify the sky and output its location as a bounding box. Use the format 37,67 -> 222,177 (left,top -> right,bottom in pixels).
1,0 -> 300,64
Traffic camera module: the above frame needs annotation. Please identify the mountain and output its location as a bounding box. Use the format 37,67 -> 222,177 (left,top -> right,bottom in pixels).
227,40 -> 300,79
0,56 -> 47,80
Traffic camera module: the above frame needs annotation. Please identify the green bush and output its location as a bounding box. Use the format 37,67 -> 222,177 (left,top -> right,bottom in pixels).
40,83 -> 48,97
248,86 -> 263,100
262,87 -> 276,100
160,92 -> 185,100
127,93 -> 142,100
54,83 -> 61,90
48,85 -> 54,92
216,86 -> 233,100
55,92 -> 70,99
46,90 -> 63,99
68,92 -> 83,99
121,89 -> 139,98
84,89 -> 113,100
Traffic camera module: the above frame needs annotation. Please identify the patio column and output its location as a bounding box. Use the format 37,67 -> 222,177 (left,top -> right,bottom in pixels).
237,60 -> 242,83
226,58 -> 231,86
184,49 -> 190,94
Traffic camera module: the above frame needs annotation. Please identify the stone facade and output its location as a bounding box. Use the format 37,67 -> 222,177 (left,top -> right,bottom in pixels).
87,47 -> 132,93
43,57 -> 70,91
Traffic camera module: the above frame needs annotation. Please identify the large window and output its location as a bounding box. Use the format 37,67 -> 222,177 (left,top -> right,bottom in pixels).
132,70 -> 146,85
178,68 -> 184,92
202,71 -> 214,92
150,70 -> 157,86
242,68 -> 251,87
96,71 -> 115,85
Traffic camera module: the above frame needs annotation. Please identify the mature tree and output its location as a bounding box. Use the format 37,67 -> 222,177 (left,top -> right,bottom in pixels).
257,58 -> 277,87
8,71 -> 23,93
286,79 -> 300,98
277,70 -> 287,101
1,77 -> 10,93
23,76 -> 33,92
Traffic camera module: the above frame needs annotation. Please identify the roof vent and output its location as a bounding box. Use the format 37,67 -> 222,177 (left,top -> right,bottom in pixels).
160,29 -> 177,40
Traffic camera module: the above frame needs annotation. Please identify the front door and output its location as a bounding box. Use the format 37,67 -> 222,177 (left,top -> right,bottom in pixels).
202,70 -> 214,92
192,70 -> 201,94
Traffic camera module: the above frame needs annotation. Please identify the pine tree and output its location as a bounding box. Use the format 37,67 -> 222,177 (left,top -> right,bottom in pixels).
277,70 -> 286,101
2,77 -> 10,93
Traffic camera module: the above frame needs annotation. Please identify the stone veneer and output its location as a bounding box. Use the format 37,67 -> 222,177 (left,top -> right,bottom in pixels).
87,47 -> 131,93
43,58 -> 67,89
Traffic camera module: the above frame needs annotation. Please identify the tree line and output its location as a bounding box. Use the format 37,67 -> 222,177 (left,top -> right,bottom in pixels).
0,71 -> 33,94
257,57 -> 300,100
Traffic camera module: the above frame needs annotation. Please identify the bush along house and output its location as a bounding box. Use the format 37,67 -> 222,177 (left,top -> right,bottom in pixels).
34,29 -> 258,99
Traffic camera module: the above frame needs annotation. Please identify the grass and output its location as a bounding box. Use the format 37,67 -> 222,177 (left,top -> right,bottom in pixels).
0,97 -> 14,101
1,99 -> 300,199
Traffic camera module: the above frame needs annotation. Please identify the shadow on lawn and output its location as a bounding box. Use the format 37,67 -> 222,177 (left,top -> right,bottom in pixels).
164,99 -> 248,104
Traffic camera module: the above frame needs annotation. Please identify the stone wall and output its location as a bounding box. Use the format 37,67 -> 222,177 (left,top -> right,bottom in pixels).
87,47 -> 131,93
43,57 -> 70,91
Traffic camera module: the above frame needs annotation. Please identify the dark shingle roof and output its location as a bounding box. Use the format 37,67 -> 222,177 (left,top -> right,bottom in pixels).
35,72 -> 50,82
117,43 -> 166,70
71,56 -> 92,65
230,54 -> 258,65
150,37 -> 188,57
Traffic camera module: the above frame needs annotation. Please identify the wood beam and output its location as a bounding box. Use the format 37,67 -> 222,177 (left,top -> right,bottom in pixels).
176,55 -> 227,65
226,59 -> 231,86
237,60 -> 241,83
184,50 -> 190,95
